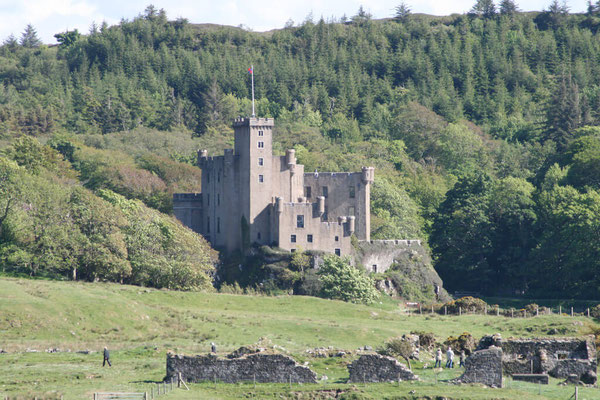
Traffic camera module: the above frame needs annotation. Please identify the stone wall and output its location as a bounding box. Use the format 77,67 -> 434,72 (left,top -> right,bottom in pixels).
166,352 -> 317,384
457,347 -> 503,387
347,354 -> 418,383
478,335 -> 597,383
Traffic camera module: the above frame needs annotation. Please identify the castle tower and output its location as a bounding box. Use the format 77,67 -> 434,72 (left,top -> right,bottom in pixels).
234,117 -> 275,246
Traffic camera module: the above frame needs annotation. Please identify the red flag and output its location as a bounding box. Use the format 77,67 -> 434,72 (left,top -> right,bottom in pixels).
248,67 -> 253,74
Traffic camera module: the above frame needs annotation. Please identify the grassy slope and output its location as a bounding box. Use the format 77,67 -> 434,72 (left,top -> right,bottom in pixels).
0,277 -> 598,399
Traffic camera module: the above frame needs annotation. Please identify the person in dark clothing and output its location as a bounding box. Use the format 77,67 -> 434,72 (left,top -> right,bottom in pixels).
103,346 -> 111,367
211,342 -> 217,353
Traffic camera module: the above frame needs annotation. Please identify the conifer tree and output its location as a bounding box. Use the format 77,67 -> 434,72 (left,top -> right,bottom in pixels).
499,0 -> 519,15
394,2 -> 411,22
471,0 -> 497,18
20,24 -> 42,48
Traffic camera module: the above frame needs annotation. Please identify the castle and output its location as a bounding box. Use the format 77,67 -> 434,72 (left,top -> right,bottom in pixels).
173,117 -> 374,257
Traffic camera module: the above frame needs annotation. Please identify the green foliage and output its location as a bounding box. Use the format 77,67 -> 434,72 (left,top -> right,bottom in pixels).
383,337 -> 414,369
317,255 -> 379,304
443,297 -> 489,314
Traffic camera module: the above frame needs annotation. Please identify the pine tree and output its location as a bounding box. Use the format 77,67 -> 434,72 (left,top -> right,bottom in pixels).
499,0 -> 519,15
20,24 -> 42,48
471,0 -> 496,18
394,2 -> 411,22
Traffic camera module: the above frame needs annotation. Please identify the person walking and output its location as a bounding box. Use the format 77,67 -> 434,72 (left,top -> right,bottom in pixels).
446,346 -> 454,368
211,342 -> 217,353
434,348 -> 442,368
103,346 -> 111,367
459,350 -> 466,367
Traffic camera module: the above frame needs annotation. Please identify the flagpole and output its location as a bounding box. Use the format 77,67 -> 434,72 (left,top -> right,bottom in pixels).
251,64 -> 255,118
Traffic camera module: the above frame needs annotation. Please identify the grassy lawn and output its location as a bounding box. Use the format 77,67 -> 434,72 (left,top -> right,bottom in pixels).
0,277 -> 599,399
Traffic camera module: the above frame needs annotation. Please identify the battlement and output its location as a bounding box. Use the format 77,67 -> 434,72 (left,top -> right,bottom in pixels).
233,117 -> 275,127
173,193 -> 202,202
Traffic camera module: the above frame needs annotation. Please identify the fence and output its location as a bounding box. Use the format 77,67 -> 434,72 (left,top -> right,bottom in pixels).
404,303 -> 596,318
94,375 -> 188,400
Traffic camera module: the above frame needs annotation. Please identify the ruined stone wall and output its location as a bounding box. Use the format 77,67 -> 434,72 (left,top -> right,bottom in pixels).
457,347 -> 503,387
347,354 -> 418,383
478,335 -> 597,382
166,352 -> 317,384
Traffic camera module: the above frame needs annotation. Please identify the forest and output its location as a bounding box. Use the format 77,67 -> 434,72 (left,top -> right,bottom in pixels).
1,1 -> 600,298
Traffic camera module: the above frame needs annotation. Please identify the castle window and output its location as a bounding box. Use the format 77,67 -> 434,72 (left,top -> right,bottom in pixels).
207,217 -> 210,233
258,141 -> 264,148
259,175 -> 264,183
335,248 -> 341,256
349,185 -> 355,198
372,265 -> 378,273
307,234 -> 313,243
304,186 -> 312,198
207,194 -> 210,206
291,234 -> 296,243
335,236 -> 339,242
217,217 -> 221,233
297,215 -> 304,228
322,186 -> 328,198
258,130 -> 264,136
348,206 -> 355,216
218,171 -> 221,182
217,194 -> 220,206
258,157 -> 264,166
257,232 -> 261,240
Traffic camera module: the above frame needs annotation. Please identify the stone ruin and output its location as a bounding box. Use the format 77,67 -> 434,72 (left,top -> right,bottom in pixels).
457,347 -> 503,387
457,334 -> 597,387
347,354 -> 418,383
166,347 -> 317,384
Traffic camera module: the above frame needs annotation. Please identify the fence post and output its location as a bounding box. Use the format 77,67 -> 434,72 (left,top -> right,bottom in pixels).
145,392 -> 148,400
536,307 -> 539,317
151,386 -> 154,399
497,307 -> 499,316
484,305 -> 487,315
163,381 -> 166,394
559,305 -> 562,315
571,307 -> 574,317
587,308 -> 590,318
511,308 -> 514,318
431,305 -> 434,314
459,306 -> 461,316
444,306 -> 447,316
419,304 -> 422,314
171,377 -> 174,391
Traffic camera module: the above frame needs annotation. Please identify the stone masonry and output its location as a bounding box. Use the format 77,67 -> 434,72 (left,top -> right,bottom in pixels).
166,352 -> 317,384
477,335 -> 597,383
173,117 -> 373,257
457,347 -> 503,387
347,354 -> 418,383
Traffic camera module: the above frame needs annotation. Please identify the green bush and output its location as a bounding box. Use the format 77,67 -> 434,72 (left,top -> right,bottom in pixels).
317,255 -> 379,304
442,296 -> 488,314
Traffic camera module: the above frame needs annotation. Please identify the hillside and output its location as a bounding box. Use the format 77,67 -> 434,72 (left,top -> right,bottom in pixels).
0,277 -> 598,399
2,5 -> 600,297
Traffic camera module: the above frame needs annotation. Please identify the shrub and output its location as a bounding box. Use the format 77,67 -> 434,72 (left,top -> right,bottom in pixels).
411,331 -> 436,350
590,304 -> 600,319
442,296 -> 488,314
383,336 -> 415,370
444,332 -> 475,354
317,255 -> 379,304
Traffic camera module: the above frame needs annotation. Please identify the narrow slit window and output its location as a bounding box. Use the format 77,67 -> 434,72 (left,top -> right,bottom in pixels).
258,157 -> 264,166
258,141 -> 264,148
307,234 -> 313,243
291,234 -> 296,243
349,185 -> 355,198
297,215 -> 304,228
304,186 -> 311,198
217,217 -> 221,233
334,248 -> 341,256
258,130 -> 264,136
259,174 -> 264,183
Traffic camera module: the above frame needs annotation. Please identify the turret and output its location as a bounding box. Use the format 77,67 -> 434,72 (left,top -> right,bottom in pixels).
317,196 -> 325,216
276,197 -> 284,213
361,166 -> 375,184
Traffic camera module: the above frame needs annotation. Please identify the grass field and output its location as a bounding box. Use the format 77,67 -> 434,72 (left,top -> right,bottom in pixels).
0,277 -> 599,399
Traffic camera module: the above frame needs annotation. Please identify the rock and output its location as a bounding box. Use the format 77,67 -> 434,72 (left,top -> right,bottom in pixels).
363,345 -> 373,351
581,370 -> 597,385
